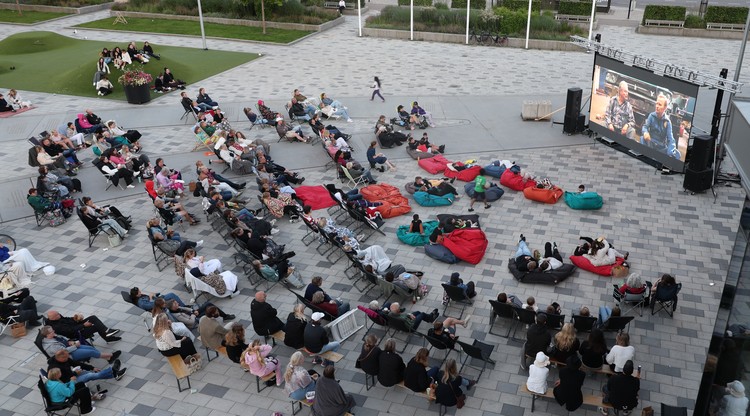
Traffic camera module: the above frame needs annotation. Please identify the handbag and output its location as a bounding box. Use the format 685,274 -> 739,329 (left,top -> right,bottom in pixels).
187,355 -> 202,374
48,210 -> 65,227
427,381 -> 437,401
108,232 -> 122,247
449,383 -> 466,409
10,322 -> 26,338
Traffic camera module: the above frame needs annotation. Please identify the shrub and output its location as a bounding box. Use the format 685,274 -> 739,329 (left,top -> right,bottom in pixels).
397,0 -> 432,6
684,13 -> 705,28
451,0 -> 485,10
434,2 -> 448,9
120,0 -> 338,22
501,0 -> 538,11
641,4 -> 686,24
704,5 -> 748,24
493,6 -> 526,34
558,0 -> 591,16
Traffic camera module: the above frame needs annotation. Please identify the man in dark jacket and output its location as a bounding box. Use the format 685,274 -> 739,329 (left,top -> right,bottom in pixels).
249,291 -> 284,336
0,289 -> 41,326
603,360 -> 640,410
303,312 -> 340,365
47,349 -> 125,384
46,310 -> 121,342
524,312 -> 551,369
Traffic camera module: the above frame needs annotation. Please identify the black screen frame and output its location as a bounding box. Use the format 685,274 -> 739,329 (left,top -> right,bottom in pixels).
589,54 -> 700,172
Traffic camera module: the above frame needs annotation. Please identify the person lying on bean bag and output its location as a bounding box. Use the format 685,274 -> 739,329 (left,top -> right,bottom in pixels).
563,185 -> 603,210
523,181 -> 563,204
500,165 -> 537,191
508,242 -> 576,284
484,160 -> 513,178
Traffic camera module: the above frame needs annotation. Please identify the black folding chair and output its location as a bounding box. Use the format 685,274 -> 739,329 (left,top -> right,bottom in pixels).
423,333 -> 456,366
147,229 -> 176,272
180,100 -> 198,123
441,283 -> 473,319
545,313 -> 566,330
571,313 -> 598,334
512,307 -> 537,341
385,316 -> 423,353
76,207 -> 111,248
38,374 -> 80,416
601,316 -> 634,333
456,339 -> 495,381
357,305 -> 388,341
651,283 -> 681,318
660,403 -> 687,416
488,300 -> 516,338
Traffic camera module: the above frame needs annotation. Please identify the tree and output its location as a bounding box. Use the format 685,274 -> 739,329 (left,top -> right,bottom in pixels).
233,0 -> 283,34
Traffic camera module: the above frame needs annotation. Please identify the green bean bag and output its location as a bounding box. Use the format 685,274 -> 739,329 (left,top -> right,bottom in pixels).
563,191 -> 603,210
397,220 -> 439,246
413,191 -> 454,207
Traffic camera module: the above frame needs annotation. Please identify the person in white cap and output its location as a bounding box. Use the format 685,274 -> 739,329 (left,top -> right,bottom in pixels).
720,380 -> 749,416
526,351 -> 550,394
303,312 -> 340,366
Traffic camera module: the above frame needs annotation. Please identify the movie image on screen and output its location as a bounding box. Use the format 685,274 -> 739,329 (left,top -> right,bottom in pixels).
589,55 -> 698,171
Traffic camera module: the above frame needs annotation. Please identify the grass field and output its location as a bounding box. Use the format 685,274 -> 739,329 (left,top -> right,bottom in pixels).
76,17 -> 312,44
0,9 -> 69,23
0,31 -> 259,101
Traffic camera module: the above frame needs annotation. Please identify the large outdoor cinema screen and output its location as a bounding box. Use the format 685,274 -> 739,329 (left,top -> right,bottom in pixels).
589,54 -> 699,171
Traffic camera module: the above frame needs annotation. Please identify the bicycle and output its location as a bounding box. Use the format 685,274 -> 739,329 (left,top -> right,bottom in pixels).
0,234 -> 15,251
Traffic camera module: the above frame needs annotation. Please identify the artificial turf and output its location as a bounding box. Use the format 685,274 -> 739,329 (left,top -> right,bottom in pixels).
76,17 -> 312,44
0,9 -> 70,23
0,31 -> 260,101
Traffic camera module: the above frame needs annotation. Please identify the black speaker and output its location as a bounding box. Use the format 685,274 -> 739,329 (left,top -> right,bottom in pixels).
563,115 -> 577,134
565,87 -> 583,119
576,114 -> 586,132
683,167 -> 713,193
688,134 -> 716,171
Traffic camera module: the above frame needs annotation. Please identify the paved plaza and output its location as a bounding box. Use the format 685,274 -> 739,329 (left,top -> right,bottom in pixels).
0,5 -> 748,416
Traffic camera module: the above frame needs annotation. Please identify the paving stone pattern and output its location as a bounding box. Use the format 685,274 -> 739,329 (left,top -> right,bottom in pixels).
0,6 -> 747,416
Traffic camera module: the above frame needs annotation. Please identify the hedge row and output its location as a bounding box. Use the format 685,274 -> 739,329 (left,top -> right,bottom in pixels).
558,0 -> 591,16
451,0 -> 485,9
641,4 -> 685,23
705,5 -> 748,24
501,0 -> 539,11
397,0 -> 432,6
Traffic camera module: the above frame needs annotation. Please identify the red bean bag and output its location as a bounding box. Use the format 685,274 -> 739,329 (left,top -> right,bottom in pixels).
523,186 -> 564,204
500,169 -> 537,191
360,183 -> 412,218
442,228 -> 488,265
569,255 -> 625,277
418,154 -> 452,175
294,185 -> 337,210
444,165 -> 482,182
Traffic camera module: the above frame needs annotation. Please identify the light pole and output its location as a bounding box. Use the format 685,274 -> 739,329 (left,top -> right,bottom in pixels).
197,0 -> 207,50
465,0 -> 470,45
410,0 -> 414,40
524,0 -> 531,49
587,0 -> 595,41
357,0 -> 362,37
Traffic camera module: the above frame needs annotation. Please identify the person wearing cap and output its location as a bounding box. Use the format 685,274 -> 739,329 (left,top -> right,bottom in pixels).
602,360 -> 640,413
523,313 -> 552,369
303,312 -> 340,365
410,101 -> 435,127
526,351 -> 550,394
250,291 -> 285,336
720,380 -> 749,416
553,354 -> 586,411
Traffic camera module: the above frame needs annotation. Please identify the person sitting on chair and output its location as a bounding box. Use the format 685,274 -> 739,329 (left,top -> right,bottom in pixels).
0,289 -> 41,326
605,332 -> 635,373
447,272 -> 476,298
385,302 -> 438,331
524,313 -> 551,368
81,196 -> 129,239
304,276 -> 350,316
129,287 -> 188,312
312,365 -> 356,416
304,312 -> 341,366
40,326 -> 120,363
44,367 -> 97,415
377,338 -> 405,387
650,273 -> 679,310
411,101 -> 435,127
250,291 -> 285,336
641,93 -> 681,159
604,81 -> 637,140
46,310 -> 120,342
275,115 -> 308,143
284,351 -> 317,400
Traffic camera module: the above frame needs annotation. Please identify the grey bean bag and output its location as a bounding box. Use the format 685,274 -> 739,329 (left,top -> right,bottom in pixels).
463,183 -> 504,202
407,147 -> 437,160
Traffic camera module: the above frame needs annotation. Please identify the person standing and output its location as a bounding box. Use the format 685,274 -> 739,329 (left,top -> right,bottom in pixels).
338,0 -> 346,15
469,168 -> 491,212
370,77 -> 384,102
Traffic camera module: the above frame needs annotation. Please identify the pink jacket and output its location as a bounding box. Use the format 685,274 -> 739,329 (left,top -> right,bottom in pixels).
243,345 -> 275,376
77,114 -> 93,129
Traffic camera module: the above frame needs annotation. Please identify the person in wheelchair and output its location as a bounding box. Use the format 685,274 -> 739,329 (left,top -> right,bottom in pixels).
396,105 -> 419,130
375,115 -> 409,148
411,101 -> 435,127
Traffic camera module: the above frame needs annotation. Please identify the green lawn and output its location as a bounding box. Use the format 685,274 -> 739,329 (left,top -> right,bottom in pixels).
76,17 -> 312,44
0,31 -> 259,101
0,9 -> 69,23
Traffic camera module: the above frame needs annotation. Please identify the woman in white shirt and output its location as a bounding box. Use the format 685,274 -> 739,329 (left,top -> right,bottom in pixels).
526,352 -> 550,394
606,332 -> 635,373
152,313 -> 200,364
285,351 -> 317,400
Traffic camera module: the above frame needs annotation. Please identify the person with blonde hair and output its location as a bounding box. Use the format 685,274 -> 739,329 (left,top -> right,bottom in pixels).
151,297 -> 194,341
357,334 -> 381,378
549,323 -> 580,362
152,313 -> 200,364
284,304 -> 307,349
7,88 -> 31,109
45,367 -> 96,415
241,339 -> 282,386
404,347 -> 437,392
606,332 -> 635,373
284,351 -> 317,400
435,358 -> 476,406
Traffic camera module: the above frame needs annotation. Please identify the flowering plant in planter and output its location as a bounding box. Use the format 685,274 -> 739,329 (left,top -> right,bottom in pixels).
118,66 -> 153,86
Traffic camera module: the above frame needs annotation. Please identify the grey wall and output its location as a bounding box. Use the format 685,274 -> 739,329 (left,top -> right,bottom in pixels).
724,98 -> 750,194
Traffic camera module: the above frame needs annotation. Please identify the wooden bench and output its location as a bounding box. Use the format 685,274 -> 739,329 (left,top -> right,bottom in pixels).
644,19 -> 684,28
166,355 -> 192,392
520,384 -> 612,412
396,381 -> 432,400
256,370 -> 277,393
555,14 -> 591,23
198,336 -> 228,362
547,356 -> 615,376
291,397 -> 314,415
301,348 -> 345,364
707,22 -> 746,30
265,330 -> 286,346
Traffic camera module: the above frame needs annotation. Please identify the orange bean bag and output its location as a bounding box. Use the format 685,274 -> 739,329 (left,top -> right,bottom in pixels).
500,169 -> 537,191
360,183 -> 412,218
523,186 -> 564,204
442,228 -> 488,265
444,165 -> 482,182
418,154 -> 452,175
569,256 -> 625,276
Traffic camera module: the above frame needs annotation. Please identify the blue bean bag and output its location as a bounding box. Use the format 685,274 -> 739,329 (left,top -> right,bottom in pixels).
564,191 -> 603,210
484,161 -> 506,178
397,220 -> 439,246
413,191 -> 454,207
424,244 -> 460,264
463,183 -> 504,202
